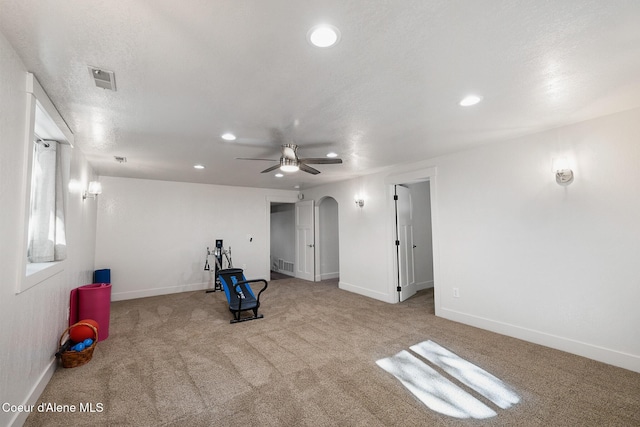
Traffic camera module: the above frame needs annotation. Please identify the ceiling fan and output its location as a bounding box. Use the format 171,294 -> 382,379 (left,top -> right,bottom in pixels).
237,143 -> 342,175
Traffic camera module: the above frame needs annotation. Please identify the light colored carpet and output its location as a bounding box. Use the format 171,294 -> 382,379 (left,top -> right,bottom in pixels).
26,278 -> 640,426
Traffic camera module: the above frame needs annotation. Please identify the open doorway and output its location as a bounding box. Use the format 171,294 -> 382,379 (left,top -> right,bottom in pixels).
315,197 -> 340,283
405,181 -> 434,291
393,180 -> 434,303
270,202 -> 296,280
268,197 -> 340,284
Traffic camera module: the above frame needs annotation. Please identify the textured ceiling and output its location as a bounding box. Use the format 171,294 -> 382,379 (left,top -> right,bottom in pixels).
2,0 -> 640,190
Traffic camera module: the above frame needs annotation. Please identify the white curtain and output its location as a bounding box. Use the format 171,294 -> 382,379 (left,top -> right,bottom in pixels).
27,141 -> 67,262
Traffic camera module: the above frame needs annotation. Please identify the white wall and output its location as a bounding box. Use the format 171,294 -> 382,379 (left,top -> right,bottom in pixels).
305,174 -> 395,301
95,177 -> 297,300
305,107 -> 640,372
0,33 -> 98,427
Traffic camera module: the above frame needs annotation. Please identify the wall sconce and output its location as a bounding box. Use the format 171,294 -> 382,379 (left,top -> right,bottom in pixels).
83,181 -> 103,200
553,158 -> 574,185
355,196 -> 365,208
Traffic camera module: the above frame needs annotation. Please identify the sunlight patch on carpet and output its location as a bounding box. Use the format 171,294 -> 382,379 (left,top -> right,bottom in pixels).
376,350 -> 497,419
376,341 -> 520,419
410,340 -> 520,409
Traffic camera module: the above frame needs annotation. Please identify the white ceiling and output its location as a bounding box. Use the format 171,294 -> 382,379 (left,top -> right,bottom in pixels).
2,1 -> 640,190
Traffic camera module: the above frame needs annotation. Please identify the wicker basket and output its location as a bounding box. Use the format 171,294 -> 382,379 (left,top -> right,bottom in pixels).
58,322 -> 98,368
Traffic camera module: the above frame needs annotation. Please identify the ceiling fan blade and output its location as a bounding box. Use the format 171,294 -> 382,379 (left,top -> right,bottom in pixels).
299,158 -> 343,164
299,163 -> 321,175
236,157 -> 279,161
261,164 -> 282,173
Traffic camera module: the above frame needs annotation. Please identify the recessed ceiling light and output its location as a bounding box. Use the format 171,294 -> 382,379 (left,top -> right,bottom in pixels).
459,95 -> 483,106
221,133 -> 236,141
308,24 -> 341,48
194,164 -> 205,169
275,173 -> 284,178
326,152 -> 338,158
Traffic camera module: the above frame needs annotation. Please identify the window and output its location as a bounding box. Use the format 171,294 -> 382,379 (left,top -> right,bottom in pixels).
27,137 -> 67,263
17,73 -> 73,293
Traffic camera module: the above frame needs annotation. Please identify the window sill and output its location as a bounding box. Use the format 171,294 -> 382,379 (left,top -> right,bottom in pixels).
18,261 -> 65,293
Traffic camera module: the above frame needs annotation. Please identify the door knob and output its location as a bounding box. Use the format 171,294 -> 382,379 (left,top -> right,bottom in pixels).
413,245 -> 417,248
308,244 -> 315,248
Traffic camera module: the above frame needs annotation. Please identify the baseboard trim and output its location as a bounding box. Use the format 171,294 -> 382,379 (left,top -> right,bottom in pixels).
416,280 -> 434,290
339,281 -> 396,303
316,272 -> 339,281
111,282 -> 210,301
439,307 -> 640,373
9,357 -> 56,427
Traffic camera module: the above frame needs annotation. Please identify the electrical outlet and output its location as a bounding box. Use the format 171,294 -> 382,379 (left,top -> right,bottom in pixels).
453,288 -> 460,298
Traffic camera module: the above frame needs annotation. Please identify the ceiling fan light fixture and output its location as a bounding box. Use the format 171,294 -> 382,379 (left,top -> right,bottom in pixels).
243,142 -> 342,175
326,152 -> 338,158
308,24 -> 341,48
221,132 -> 236,141
280,164 -> 299,173
280,157 -> 299,173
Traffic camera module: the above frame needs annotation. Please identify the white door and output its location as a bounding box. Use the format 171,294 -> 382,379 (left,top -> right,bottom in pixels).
295,200 -> 315,281
396,185 -> 416,302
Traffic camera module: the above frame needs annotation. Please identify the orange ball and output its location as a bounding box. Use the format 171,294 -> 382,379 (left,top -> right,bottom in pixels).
69,319 -> 99,343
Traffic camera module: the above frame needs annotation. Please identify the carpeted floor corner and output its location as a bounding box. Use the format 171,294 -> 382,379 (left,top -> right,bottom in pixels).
25,278 -> 640,426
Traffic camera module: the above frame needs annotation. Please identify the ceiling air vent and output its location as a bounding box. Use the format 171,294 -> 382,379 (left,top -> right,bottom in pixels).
114,156 -> 127,163
88,66 -> 117,91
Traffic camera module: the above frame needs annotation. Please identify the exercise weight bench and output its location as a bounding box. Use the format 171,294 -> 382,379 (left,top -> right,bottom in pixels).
217,268 -> 268,324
